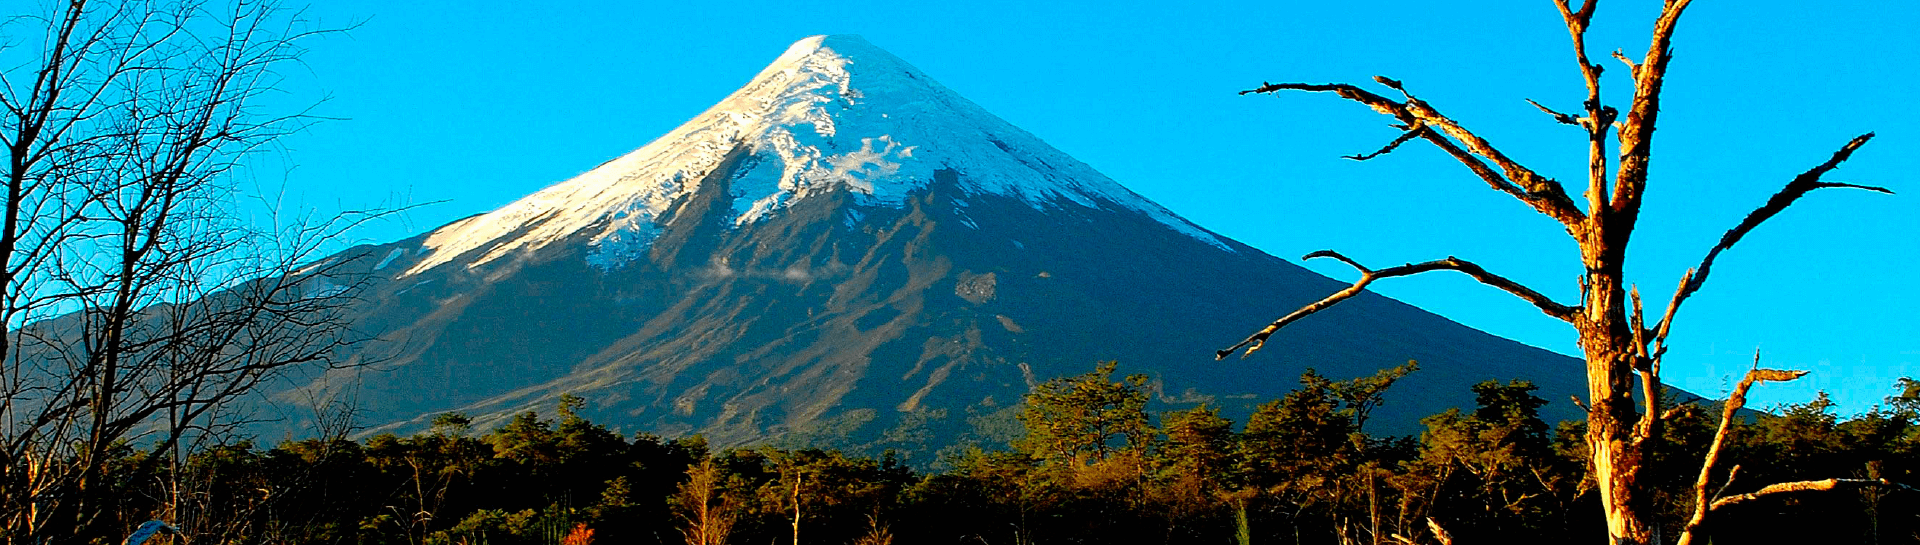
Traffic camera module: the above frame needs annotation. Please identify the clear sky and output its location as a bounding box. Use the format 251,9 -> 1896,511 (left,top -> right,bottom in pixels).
260,0 -> 1916,414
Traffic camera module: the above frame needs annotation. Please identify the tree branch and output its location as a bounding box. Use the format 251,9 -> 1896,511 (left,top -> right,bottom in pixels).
1427,518 -> 1455,545
1551,0 -> 1614,214
1610,49 -> 1639,79
1648,133 -> 1888,347
1525,98 -> 1581,126
1631,286 -> 1664,445
1218,251 -> 1576,359
1612,0 -> 1697,209
1346,126 -> 1428,161
1675,360 -> 1808,545
1709,478 -> 1917,511
1713,464 -> 1741,499
1241,81 -> 1587,228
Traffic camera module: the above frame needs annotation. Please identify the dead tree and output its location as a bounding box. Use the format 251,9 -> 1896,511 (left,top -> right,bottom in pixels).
0,1 -> 370,542
1220,2 -> 1891,543
677,459 -> 738,545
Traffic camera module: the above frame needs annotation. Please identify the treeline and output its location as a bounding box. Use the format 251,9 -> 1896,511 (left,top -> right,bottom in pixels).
90,362 -> 1920,544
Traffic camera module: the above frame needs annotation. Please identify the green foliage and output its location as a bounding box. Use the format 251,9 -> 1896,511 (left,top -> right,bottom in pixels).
62,370 -> 1920,545
433,412 -> 475,435
1160,405 -> 1237,492
1893,378 -> 1920,414
1333,360 -> 1420,431
1242,369 -> 1363,489
1015,361 -> 1153,466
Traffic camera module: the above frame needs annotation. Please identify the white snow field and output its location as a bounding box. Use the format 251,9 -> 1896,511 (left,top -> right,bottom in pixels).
404,35 -> 1228,276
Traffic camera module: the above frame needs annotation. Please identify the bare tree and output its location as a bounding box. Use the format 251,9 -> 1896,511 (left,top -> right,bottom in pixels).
678,458 -> 738,545
0,0 -> 369,542
1220,2 -> 1892,543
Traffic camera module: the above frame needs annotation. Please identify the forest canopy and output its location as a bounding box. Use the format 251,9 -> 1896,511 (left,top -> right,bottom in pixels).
65,363 -> 1920,545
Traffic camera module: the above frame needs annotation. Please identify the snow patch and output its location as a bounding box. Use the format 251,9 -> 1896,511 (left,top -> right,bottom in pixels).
394,279 -> 433,296
293,258 -> 334,277
586,221 -> 662,270
374,248 -> 407,271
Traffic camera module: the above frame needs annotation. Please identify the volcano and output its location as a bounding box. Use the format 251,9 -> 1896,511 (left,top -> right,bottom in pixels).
289,35 -> 1593,458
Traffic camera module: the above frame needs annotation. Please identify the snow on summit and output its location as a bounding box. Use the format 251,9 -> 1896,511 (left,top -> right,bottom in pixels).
404,35 -> 1229,275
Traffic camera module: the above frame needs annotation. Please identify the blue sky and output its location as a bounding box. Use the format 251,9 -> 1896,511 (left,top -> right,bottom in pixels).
262,0 -> 1916,414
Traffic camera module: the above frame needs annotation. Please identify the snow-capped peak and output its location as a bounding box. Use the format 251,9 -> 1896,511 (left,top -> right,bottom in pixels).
404,35 -> 1229,276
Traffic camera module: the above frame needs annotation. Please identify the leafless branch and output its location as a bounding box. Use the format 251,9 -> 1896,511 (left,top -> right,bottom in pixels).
1219,251 -> 1575,359
1713,464 -> 1741,500
1630,286 -> 1664,445
1648,133 -> 1887,348
1674,360 -> 1808,545
1610,49 -> 1639,79
1346,125 -> 1428,161
1240,81 -> 1587,228
1611,0 -> 1697,208
1426,517 -> 1455,545
1525,99 -> 1581,126
1550,0 -> 1617,214
1708,478 -> 1918,511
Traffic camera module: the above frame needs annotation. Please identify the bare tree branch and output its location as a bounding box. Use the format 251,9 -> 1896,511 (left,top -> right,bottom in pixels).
1648,133 -> 1887,348
1708,478 -> 1918,511
1612,0 -> 1697,209
1346,126 -> 1428,161
1674,360 -> 1808,545
1609,49 -> 1639,79
1551,0 -> 1615,214
1525,98 -> 1581,126
1219,251 -> 1575,359
1241,81 -> 1588,228
1426,517 -> 1455,545
1713,464 -> 1741,500
1630,286 -> 1663,445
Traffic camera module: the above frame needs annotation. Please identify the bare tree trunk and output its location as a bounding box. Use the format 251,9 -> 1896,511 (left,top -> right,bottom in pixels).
1368,471 -> 1380,545
792,471 -> 803,545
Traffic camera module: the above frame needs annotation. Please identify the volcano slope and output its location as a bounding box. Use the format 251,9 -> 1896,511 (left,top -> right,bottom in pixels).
281,36 -> 1597,459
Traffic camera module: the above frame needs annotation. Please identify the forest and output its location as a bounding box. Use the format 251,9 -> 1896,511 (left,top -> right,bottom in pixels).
79,361 -> 1920,545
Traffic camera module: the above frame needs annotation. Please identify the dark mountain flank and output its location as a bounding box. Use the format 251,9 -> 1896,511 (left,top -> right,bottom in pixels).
279,35 -> 1595,459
